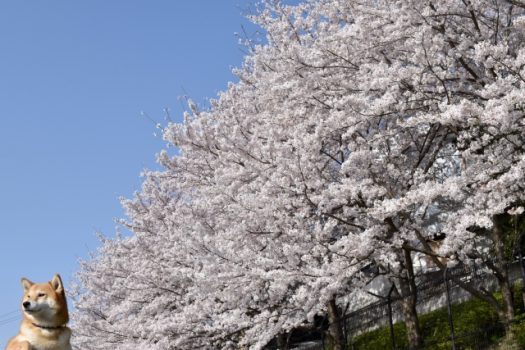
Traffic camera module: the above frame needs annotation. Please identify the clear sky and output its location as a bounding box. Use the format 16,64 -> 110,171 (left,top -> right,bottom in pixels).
0,0 -> 270,344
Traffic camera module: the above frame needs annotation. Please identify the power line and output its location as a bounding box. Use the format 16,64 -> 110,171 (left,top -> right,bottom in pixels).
0,309 -> 20,328
0,310 -> 18,319
0,315 -> 20,327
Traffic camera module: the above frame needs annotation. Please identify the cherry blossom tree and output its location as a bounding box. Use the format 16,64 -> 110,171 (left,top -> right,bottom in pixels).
72,0 -> 525,349
353,0 -> 525,328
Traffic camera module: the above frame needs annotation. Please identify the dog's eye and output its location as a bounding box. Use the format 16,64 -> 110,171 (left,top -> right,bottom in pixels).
37,293 -> 46,297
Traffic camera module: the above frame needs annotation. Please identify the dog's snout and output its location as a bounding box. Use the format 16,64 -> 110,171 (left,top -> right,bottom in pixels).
22,301 -> 30,309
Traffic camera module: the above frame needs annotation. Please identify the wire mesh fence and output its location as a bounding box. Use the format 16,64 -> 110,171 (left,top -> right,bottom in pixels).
344,261 -> 524,350
266,260 -> 525,350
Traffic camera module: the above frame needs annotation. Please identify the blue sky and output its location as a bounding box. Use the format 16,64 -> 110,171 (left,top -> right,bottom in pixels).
0,0 -> 271,344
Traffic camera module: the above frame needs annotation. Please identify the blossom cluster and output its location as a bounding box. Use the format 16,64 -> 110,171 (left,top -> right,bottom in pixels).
72,1 -> 525,349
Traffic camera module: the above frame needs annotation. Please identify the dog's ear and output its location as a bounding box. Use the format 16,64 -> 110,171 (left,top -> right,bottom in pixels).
21,278 -> 34,292
50,274 -> 64,293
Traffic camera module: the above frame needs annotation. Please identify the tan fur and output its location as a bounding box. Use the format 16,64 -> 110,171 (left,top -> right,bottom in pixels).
5,274 -> 72,350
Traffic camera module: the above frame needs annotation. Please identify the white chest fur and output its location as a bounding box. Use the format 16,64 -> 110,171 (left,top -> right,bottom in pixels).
21,327 -> 72,350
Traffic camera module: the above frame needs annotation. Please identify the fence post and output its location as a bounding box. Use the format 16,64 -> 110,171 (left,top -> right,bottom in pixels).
343,312 -> 348,350
387,285 -> 396,350
444,267 -> 457,350
519,231 -> 525,307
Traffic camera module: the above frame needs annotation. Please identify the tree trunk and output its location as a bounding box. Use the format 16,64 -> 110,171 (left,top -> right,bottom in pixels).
276,333 -> 288,350
498,281 -> 515,329
399,297 -> 421,349
397,247 -> 423,349
327,298 -> 345,350
492,214 -> 515,329
522,288 -> 525,313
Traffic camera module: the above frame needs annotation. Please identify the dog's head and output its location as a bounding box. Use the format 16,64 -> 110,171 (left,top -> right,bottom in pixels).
21,274 -> 69,325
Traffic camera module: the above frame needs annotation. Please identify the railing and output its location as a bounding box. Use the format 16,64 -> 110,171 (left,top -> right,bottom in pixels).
265,258 -> 525,350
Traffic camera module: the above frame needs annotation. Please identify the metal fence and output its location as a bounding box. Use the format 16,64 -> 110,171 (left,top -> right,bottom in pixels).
344,263 -> 513,350
266,260 -> 525,350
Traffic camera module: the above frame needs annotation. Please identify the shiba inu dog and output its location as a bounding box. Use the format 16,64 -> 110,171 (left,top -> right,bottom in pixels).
5,274 -> 72,350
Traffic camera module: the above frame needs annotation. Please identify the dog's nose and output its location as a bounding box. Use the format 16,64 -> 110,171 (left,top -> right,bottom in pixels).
23,301 -> 30,309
